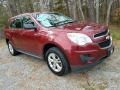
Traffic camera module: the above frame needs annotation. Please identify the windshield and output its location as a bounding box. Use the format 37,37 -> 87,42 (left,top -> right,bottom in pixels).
33,13 -> 74,27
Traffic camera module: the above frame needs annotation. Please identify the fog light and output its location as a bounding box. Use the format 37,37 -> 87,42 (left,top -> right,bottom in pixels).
80,54 -> 94,63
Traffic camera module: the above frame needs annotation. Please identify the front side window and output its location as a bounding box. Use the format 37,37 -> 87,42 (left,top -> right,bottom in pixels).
33,13 -> 74,27
22,16 -> 36,29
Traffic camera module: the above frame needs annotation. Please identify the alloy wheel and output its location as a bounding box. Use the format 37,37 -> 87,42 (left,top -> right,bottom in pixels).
48,53 -> 63,72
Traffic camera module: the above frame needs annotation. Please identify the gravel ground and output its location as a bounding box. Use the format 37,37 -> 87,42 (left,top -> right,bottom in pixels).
0,39 -> 120,90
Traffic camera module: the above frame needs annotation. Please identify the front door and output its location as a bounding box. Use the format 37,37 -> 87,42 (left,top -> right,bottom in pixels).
20,15 -> 41,55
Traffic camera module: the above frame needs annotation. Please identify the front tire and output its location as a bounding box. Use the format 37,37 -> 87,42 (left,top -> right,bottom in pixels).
45,47 -> 70,76
7,41 -> 19,56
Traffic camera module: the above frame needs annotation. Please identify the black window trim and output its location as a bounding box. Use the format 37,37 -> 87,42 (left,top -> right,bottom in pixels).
9,15 -> 38,30
22,15 -> 37,30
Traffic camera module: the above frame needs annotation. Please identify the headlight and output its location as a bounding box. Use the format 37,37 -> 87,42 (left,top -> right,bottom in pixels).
67,33 -> 92,45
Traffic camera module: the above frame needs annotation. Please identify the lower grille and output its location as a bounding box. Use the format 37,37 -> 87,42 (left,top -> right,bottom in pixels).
98,39 -> 111,48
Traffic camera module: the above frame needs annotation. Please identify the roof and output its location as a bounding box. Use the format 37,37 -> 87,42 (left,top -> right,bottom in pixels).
9,13 -> 31,20
9,12 -> 60,20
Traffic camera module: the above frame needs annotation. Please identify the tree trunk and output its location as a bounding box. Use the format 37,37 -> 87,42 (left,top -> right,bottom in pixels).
64,0 -> 70,16
72,0 -> 77,20
16,0 -> 23,14
87,0 -> 95,22
96,0 -> 99,23
106,0 -> 114,25
49,0 -> 53,11
78,0 -> 85,21
8,0 -> 18,16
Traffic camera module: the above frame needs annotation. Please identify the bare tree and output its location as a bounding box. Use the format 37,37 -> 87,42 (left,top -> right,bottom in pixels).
106,0 -> 115,25
72,0 -> 78,20
8,0 -> 18,16
96,0 -> 99,23
87,0 -> 95,22
78,0 -> 85,20
1,0 -> 120,25
64,0 -> 70,15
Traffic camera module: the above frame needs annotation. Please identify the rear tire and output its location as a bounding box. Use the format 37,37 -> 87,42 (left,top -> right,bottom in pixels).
45,47 -> 70,76
7,41 -> 19,56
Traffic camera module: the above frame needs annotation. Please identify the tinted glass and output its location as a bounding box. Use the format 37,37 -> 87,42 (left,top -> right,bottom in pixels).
22,16 -> 36,29
10,20 -> 15,28
10,18 -> 22,28
15,19 -> 22,28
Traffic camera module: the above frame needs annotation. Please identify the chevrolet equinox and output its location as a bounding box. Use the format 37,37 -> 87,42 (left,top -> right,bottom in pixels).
4,12 -> 114,76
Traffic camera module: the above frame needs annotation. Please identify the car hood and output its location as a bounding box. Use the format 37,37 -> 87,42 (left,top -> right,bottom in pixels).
57,21 -> 107,33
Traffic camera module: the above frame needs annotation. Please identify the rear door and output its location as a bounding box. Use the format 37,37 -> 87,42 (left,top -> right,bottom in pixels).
9,17 -> 23,49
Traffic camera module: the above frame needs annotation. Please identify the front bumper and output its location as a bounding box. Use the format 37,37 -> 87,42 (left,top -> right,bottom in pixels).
71,56 -> 107,72
70,45 -> 114,72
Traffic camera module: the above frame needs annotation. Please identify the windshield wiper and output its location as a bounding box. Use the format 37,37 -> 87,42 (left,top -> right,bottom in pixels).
55,20 -> 74,25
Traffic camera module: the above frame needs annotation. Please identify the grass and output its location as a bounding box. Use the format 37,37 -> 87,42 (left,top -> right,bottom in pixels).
109,25 -> 120,40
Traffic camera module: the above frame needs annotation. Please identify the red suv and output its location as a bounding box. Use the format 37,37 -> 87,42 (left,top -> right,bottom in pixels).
4,12 -> 114,76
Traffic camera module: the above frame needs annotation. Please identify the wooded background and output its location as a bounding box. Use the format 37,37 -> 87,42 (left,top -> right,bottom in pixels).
0,0 -> 120,37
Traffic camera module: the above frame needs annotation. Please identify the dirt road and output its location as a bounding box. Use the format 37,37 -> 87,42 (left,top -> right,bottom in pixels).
0,40 -> 120,90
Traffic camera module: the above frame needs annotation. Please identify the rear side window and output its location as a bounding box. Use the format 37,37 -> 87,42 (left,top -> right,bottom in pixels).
10,17 -> 22,29
15,19 -> 22,28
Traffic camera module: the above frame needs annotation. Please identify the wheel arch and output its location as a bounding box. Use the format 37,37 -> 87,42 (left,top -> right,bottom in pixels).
43,43 -> 71,71
43,43 -> 64,58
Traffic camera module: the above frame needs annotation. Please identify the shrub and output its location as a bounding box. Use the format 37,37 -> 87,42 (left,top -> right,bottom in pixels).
111,8 -> 120,25
0,15 -> 8,38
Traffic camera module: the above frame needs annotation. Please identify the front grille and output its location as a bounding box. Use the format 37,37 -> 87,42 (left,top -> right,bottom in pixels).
94,30 -> 108,38
98,39 -> 111,48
